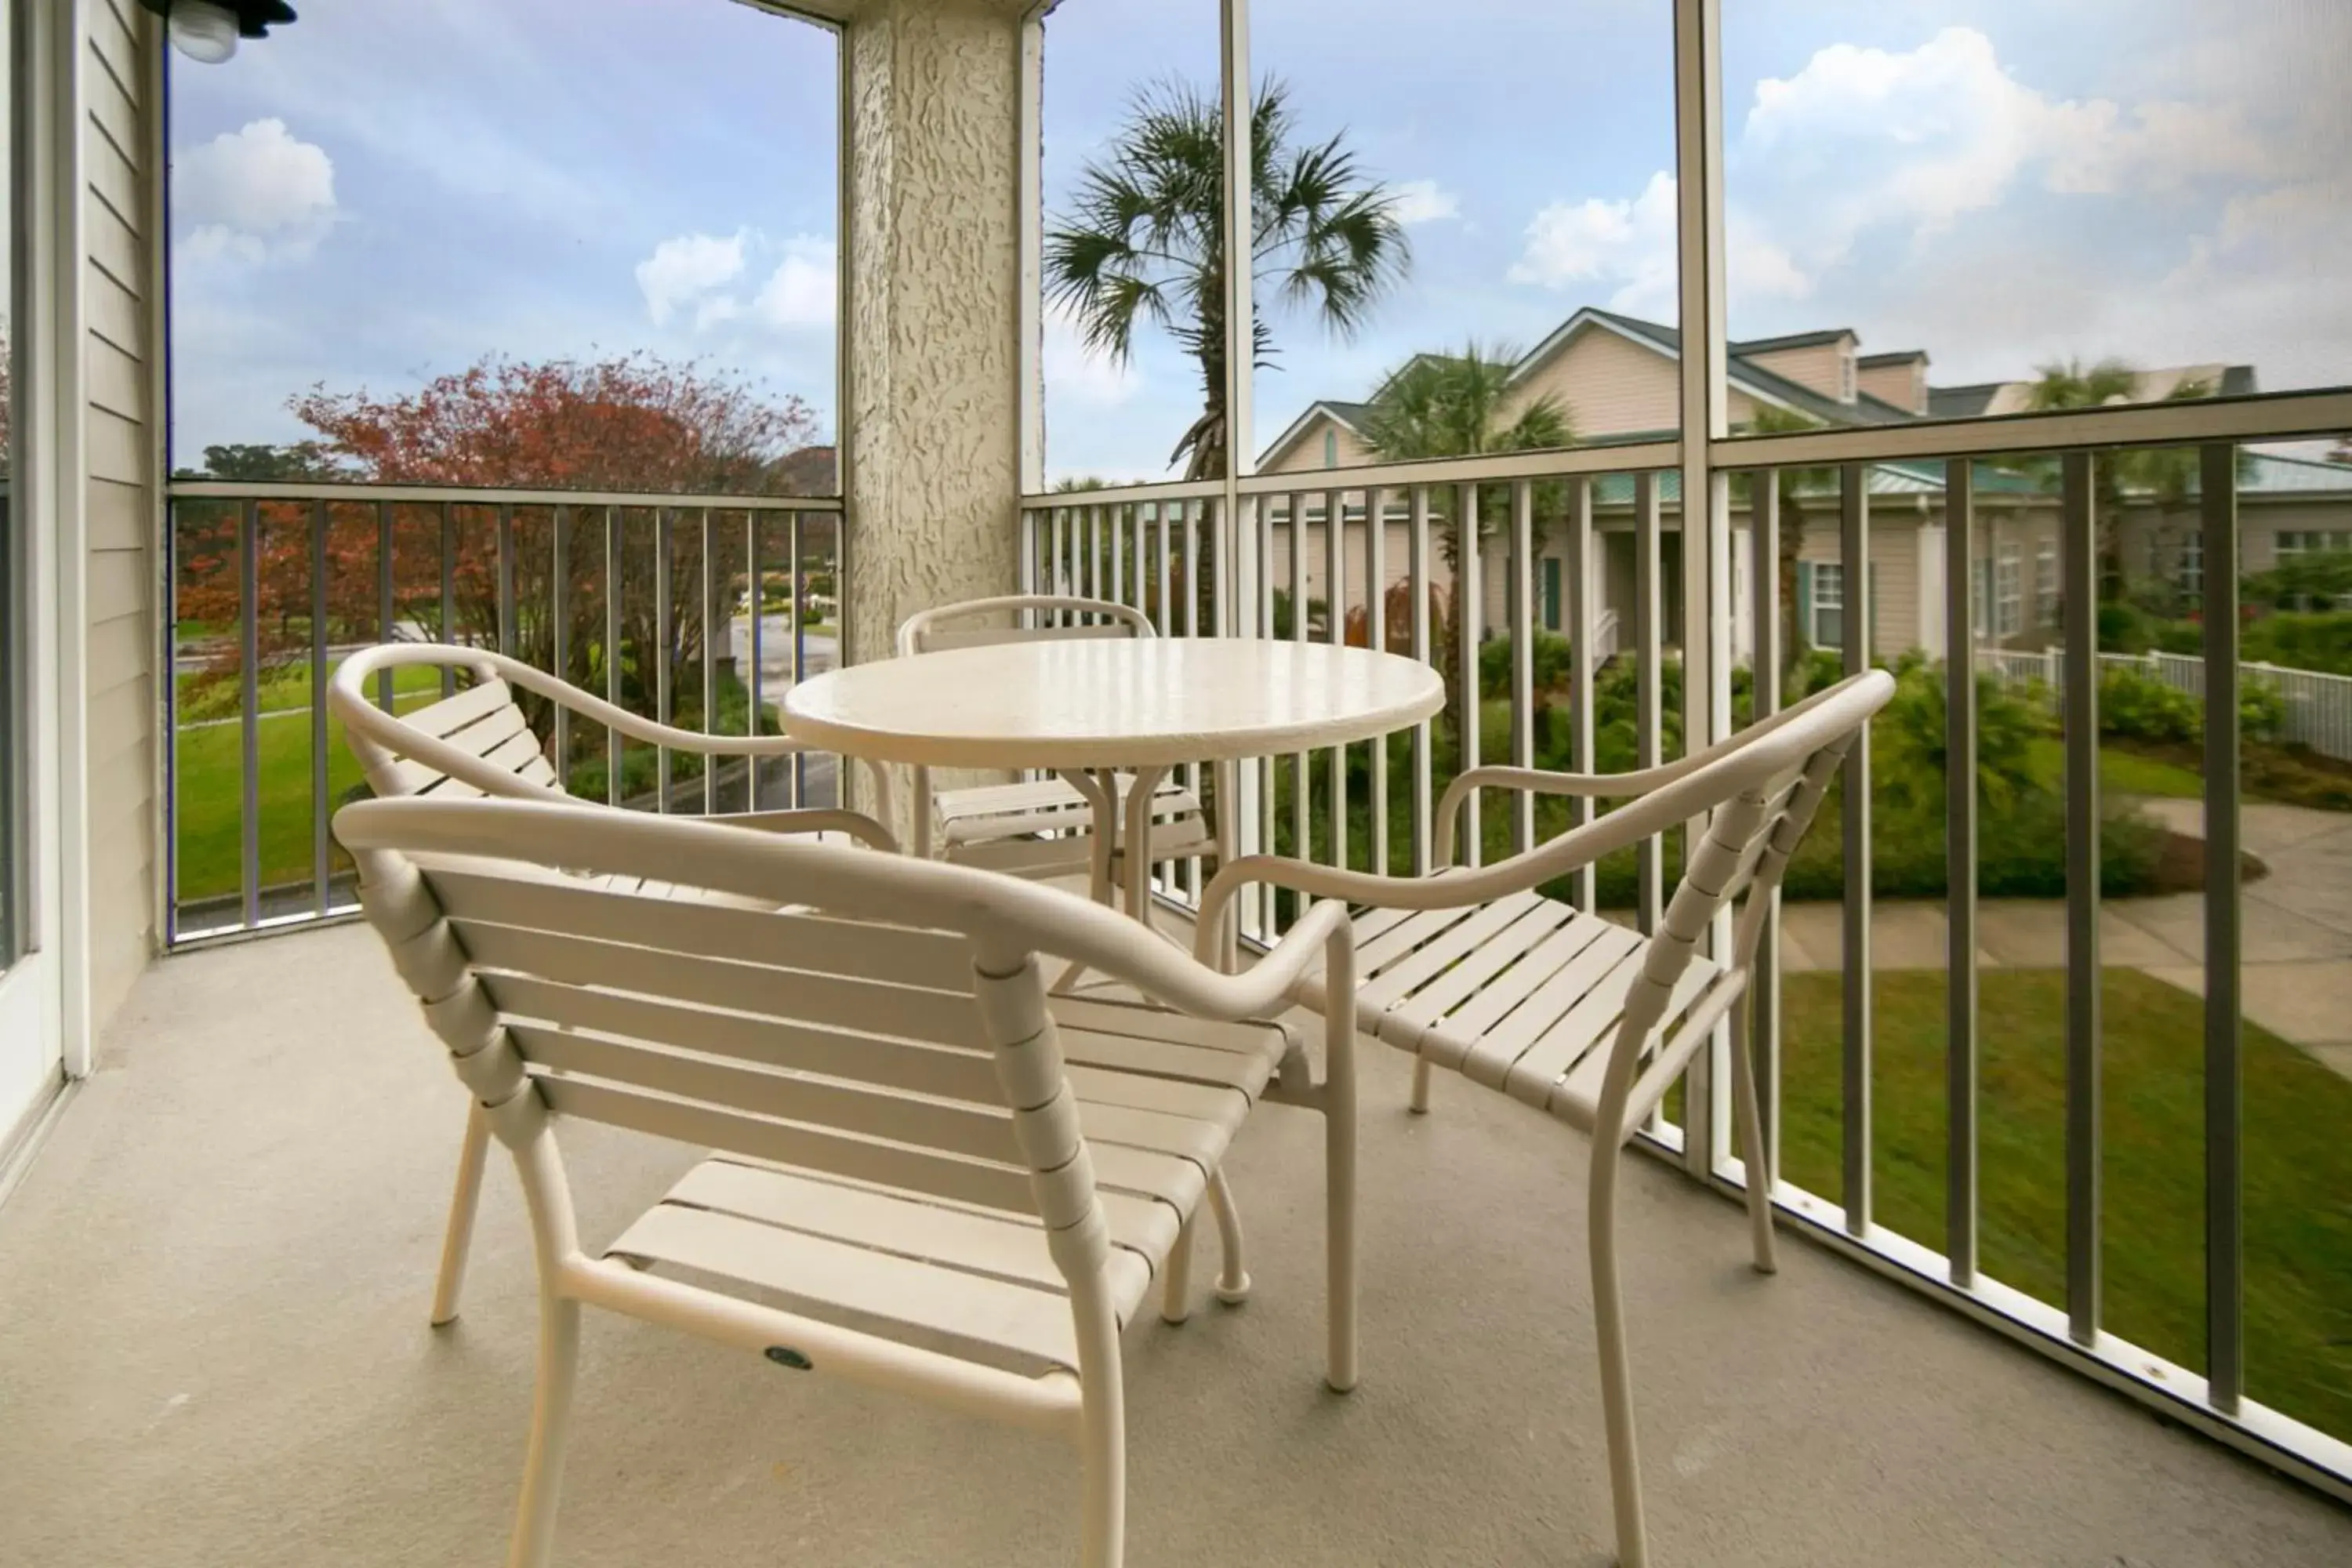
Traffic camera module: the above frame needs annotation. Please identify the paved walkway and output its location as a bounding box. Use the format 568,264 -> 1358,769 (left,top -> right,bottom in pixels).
1776,800 -> 2352,1078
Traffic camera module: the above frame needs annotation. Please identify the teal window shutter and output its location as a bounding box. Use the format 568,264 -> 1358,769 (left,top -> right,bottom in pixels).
1795,561 -> 1814,644
1542,557 -> 1562,632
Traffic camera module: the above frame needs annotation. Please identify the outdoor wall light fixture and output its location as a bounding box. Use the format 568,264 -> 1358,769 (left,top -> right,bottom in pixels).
136,0 -> 296,66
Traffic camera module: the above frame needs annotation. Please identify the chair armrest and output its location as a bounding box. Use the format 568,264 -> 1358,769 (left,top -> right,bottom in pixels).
722,808 -> 900,854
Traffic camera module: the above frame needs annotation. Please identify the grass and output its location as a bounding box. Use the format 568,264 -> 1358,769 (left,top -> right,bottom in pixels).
176,658 -> 444,723
1778,967 -> 2352,1445
172,684 -> 441,906
2022,735 -> 2207,800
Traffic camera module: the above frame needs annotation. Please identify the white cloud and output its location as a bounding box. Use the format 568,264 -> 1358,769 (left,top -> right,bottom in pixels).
1508,170 -> 1678,317
176,118 -> 337,263
1044,301 -> 1139,408
1388,179 -> 1460,227
753,237 -> 837,329
635,230 -> 747,327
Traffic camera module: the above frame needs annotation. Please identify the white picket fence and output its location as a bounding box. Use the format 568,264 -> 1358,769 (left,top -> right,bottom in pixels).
1974,645 -> 2352,761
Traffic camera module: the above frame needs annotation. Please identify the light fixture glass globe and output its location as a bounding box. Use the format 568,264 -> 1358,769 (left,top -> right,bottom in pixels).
167,1 -> 241,64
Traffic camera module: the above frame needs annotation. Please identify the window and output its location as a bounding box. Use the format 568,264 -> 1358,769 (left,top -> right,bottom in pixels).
2179,531 -> 2204,598
1809,562 -> 1845,650
1973,560 -> 1993,640
1996,543 -> 2024,637
2277,529 -> 2352,557
2036,542 -> 2059,627
1323,428 -> 1338,469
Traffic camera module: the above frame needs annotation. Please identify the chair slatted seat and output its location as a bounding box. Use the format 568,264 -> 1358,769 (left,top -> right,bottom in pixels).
1200,670 -> 1894,1568
334,794 -> 1363,1567
898,596 -> 1219,881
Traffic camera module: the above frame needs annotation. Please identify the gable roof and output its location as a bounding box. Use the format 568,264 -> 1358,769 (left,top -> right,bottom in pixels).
1730,327 -> 1856,355
1524,308 -> 1906,430
1858,349 -> 1929,368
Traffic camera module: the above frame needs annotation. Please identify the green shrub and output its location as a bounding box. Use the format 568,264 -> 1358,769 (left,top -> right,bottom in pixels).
2100,601 -> 2156,654
2151,619 -> 2204,655
2243,612 -> 2352,677
1475,631 -> 1576,699
2239,675 -> 2287,743
2098,664 -> 2200,745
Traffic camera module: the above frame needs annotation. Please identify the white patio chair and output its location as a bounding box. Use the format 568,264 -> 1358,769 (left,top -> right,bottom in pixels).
333,793 -> 1359,1568
1194,670 -> 1893,1568
897,595 -> 1218,887
331,642 -> 899,1329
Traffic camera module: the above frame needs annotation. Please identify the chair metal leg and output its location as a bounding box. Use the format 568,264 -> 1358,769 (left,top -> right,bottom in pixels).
1325,1021 -> 1359,1394
1408,1057 -> 1435,1115
1160,1217 -> 1194,1325
1074,1295 -> 1127,1568
506,1294 -> 582,1568
431,1101 -> 493,1327
1728,1007 -> 1779,1275
1588,1133 -> 1650,1568
1206,1171 -> 1251,1305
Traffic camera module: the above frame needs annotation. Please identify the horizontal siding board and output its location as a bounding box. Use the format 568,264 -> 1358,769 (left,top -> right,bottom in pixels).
84,108 -> 140,225
88,405 -> 145,486
87,609 -> 148,692
85,193 -> 143,301
89,2 -> 140,99
87,545 -> 149,623
88,336 -> 144,423
86,675 -> 154,779
89,477 -> 147,552
86,267 -> 142,358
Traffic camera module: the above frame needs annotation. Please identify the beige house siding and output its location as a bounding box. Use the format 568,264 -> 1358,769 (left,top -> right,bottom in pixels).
1261,414 -> 1376,476
1858,358 -> 1926,414
1743,338 -> 1853,404
1793,517 -> 1922,656
82,0 -> 158,1029
1518,327 -> 1680,438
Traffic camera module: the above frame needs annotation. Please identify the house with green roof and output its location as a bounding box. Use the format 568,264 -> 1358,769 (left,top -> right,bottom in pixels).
1254,307 -> 2333,663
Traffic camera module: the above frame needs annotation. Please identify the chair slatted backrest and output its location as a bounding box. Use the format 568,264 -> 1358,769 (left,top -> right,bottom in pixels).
358,848 -> 1188,1237
898,594 -> 1154,658
353,675 -> 565,803
1599,681 -> 1878,1129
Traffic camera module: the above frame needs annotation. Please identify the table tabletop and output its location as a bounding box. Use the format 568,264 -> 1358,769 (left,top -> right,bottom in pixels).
782,637 -> 1445,771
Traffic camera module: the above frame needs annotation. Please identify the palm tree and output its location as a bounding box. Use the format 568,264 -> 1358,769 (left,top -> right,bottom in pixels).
1358,342 -> 1571,728
1046,78 -> 1409,481
2020,357 -> 2222,605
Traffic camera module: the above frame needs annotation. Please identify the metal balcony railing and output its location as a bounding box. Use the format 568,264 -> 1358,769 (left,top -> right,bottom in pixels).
165,481 -> 847,944
1019,417 -> 2352,1504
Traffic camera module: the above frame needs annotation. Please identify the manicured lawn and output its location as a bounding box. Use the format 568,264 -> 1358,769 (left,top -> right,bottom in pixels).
1778,967 -> 2352,1445
173,687 -> 441,906
2023,735 -> 2207,800
176,658 -> 442,722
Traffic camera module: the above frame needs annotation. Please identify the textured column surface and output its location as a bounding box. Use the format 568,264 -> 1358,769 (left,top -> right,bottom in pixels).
842,0 -> 1028,673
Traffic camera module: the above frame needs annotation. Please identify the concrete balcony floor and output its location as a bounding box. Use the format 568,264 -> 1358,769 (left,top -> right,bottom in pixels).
4,920 -> 2350,1566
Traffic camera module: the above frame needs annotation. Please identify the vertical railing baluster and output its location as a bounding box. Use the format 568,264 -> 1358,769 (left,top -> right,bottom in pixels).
438,502 -> 456,698
702,507 -> 717,816
748,510 -> 765,811
1290,494 -> 1309,896
1457,481 -> 1482,867
1944,459 -> 1978,1285
1748,473 -> 1780,1171
655,507 -> 673,813
1051,504 -> 1068,619
553,507 -> 571,790
1155,503 -> 1171,637
496,503 -> 517,658
1566,477 -> 1596,913
1367,485 -> 1388,878
1508,478 -> 1535,854
791,511 -> 808,808
1409,485 -> 1433,875
2201,442 -> 2244,1412
376,502 -> 394,713
1841,462 -> 1874,1235
1258,493 -> 1276,933
1182,499 -> 1203,908
310,499 -> 330,917
1111,499 -> 1126,608
238,499 -> 260,931
605,505 -> 623,808
1326,487 -> 1347,873
1090,503 -> 1104,608
2061,450 -> 2101,1342
1633,473 -> 1661,930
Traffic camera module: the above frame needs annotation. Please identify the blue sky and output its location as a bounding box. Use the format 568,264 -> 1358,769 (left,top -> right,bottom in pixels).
168,1 -> 2349,481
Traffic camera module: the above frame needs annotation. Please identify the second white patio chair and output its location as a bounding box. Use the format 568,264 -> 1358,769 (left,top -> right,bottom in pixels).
330,642 -> 899,1328
334,793 -> 1359,1568
897,595 -> 1218,889
1196,670 -> 1893,1568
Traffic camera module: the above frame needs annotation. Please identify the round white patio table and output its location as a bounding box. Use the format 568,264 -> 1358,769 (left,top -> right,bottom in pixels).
783,637 -> 1444,925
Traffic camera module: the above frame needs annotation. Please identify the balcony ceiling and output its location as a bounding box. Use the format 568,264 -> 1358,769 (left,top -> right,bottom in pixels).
2,924 -> 2347,1566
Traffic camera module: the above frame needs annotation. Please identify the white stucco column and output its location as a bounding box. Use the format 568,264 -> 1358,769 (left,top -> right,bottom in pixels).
838,0 -> 1031,677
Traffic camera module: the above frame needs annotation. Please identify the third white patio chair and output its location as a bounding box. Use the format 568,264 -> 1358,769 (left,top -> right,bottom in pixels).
330,641 -> 899,1328
333,793 -> 1359,1568
1194,669 -> 1893,1568
897,595 -> 1218,891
